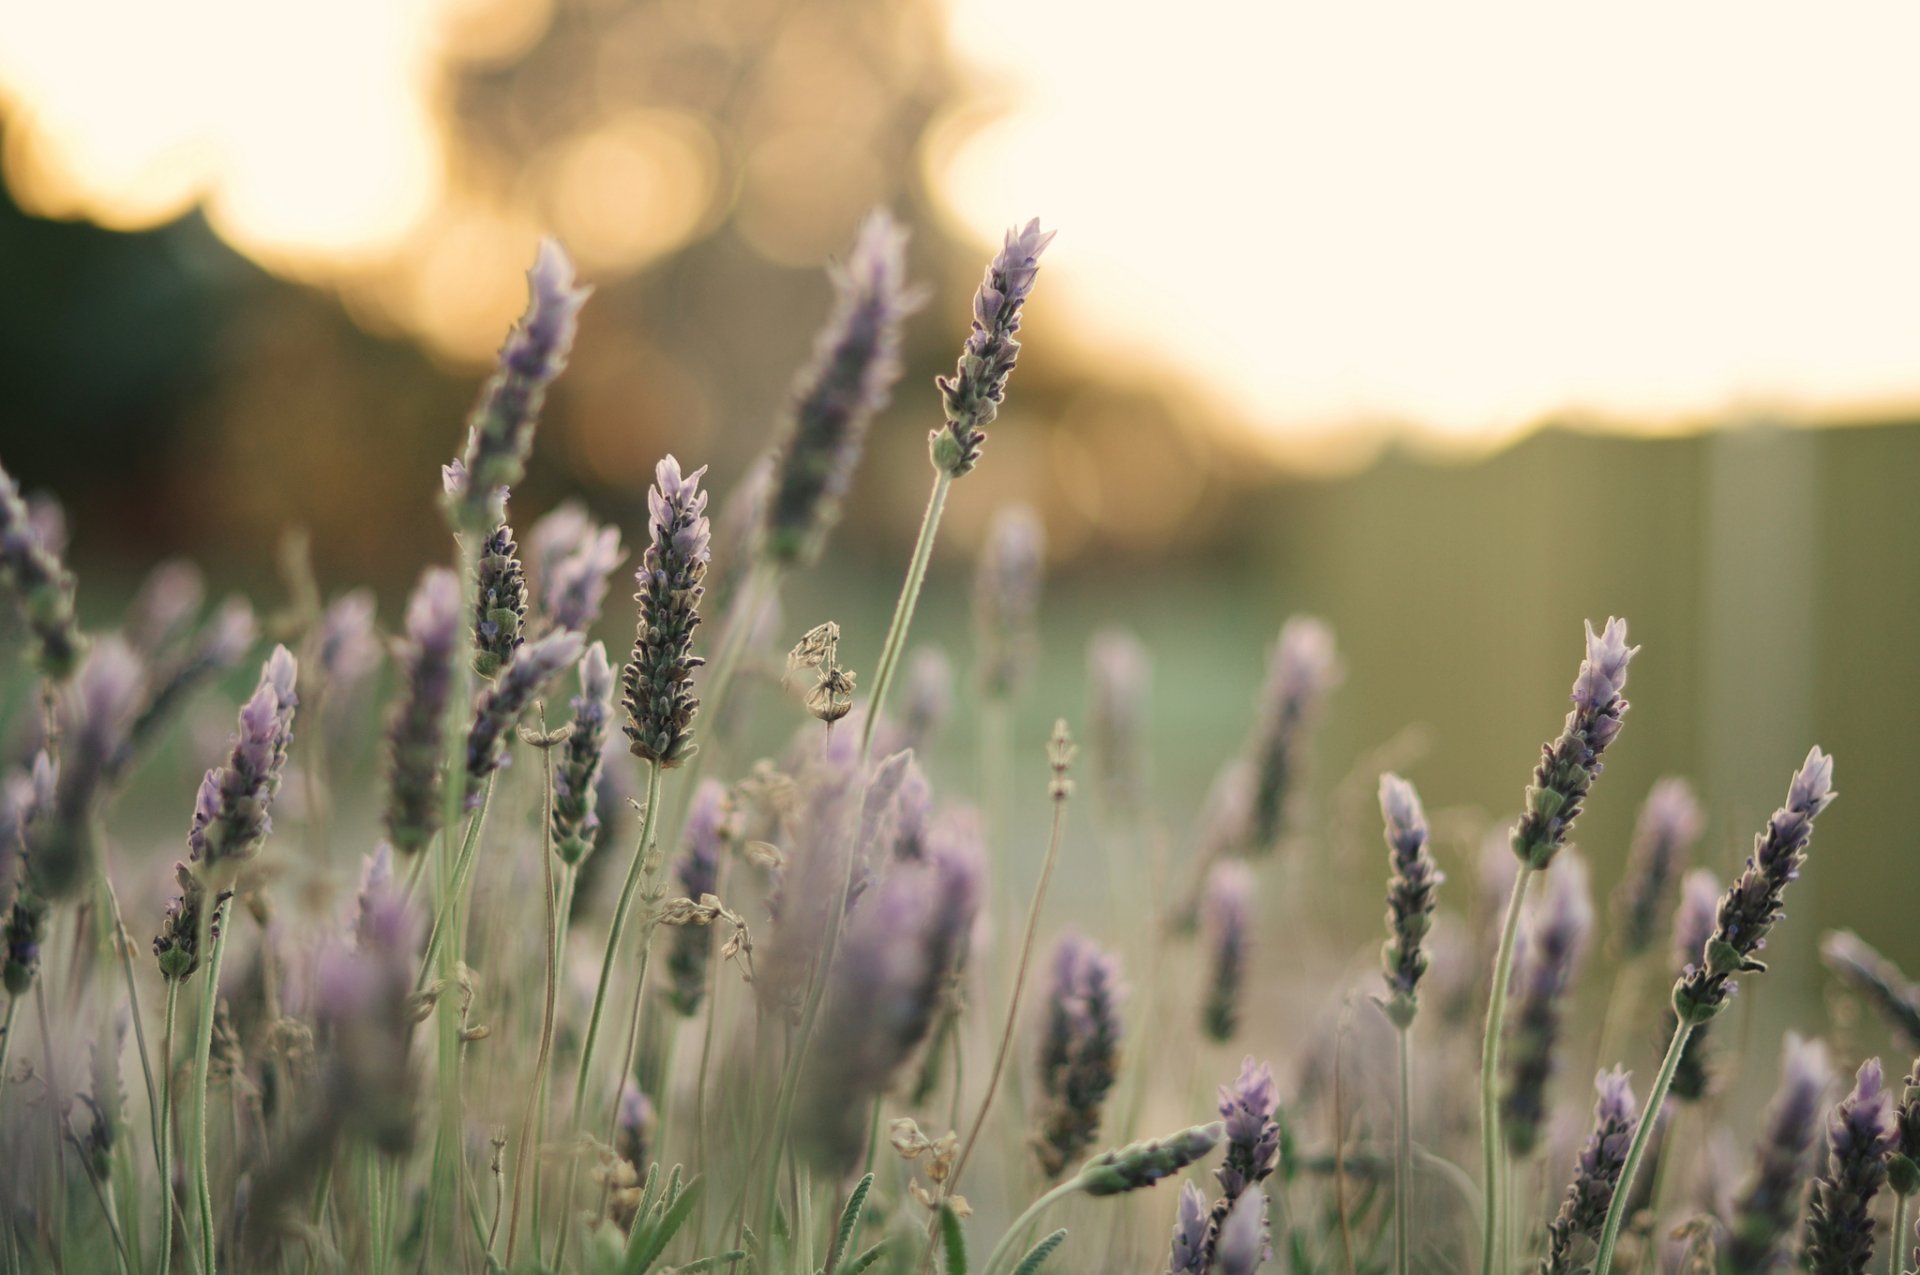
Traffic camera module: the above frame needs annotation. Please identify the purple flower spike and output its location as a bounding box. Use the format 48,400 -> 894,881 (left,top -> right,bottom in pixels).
1805,1058 -> 1897,1273
1202,860 -> 1253,1042
1542,1068 -> 1640,1274
443,240 -> 591,531
383,568 -> 462,854
622,455 -> 710,769
1512,618 -> 1637,869
1246,617 -> 1341,855
664,778 -> 732,1017
1820,932 -> 1920,1051
1611,777 -> 1705,958
1667,868 -> 1723,1102
762,210 -> 921,565
1209,1188 -> 1270,1275
1034,932 -> 1125,1180
187,645 -> 299,872
26,639 -> 145,899
1215,1056 -> 1281,1202
0,454 -> 84,679
551,641 -> 613,865
464,630 -> 584,806
932,217 -> 1055,477
1725,1034 -> 1834,1272
1502,853 -> 1594,1157
1378,772 -> 1443,1027
1166,1179 -> 1211,1275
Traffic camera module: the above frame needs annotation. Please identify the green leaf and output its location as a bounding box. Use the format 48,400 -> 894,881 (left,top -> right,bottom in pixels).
823,1173 -> 874,1274
1008,1229 -> 1067,1275
841,1240 -> 888,1274
620,1174 -> 703,1274
939,1203 -> 968,1275
662,1251 -> 747,1274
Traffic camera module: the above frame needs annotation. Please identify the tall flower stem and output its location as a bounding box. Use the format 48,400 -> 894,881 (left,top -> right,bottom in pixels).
1593,1019 -> 1696,1275
1478,864 -> 1534,1275
506,730 -> 563,1263
553,759 -> 664,1268
1395,1023 -> 1413,1275
0,998 -> 15,1124
1888,1197 -> 1908,1275
980,1180 -> 1082,1275
412,782 -> 495,996
858,470 -> 952,766
189,894 -> 234,1275
157,981 -> 178,1275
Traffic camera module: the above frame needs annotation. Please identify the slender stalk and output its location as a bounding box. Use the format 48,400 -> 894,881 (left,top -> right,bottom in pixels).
190,894 -> 234,1275
1592,1018 -> 1695,1275
980,1181 -> 1082,1275
857,470 -> 953,765
506,724 -> 564,1263
1395,1023 -> 1413,1275
100,879 -> 164,1184
1478,864 -> 1534,1275
158,980 -> 180,1275
411,781 -> 496,996
1889,1197 -> 1908,1275
553,760 -> 664,1269
0,999 -> 17,1125
76,1158 -> 135,1275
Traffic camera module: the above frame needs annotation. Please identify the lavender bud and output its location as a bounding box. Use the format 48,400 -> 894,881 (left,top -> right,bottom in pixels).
472,524 -> 526,678
761,210 -> 919,565
188,645 -> 299,871
1246,617 -> 1341,855
614,1080 -> 656,1178
3,765 -> 51,992
0,456 -> 84,679
930,218 -> 1054,478
1034,933 -> 1125,1180
1512,618 -> 1637,869
1166,1179 -> 1211,1275
1207,1186 -> 1270,1275
464,630 -> 583,807
1378,772 -> 1443,1028
26,640 -> 145,898
1724,1034 -> 1833,1272
1804,1058 -> 1896,1274
1502,853 -> 1594,1158
382,569 -> 460,854
152,861 -> 213,983
1673,747 -> 1836,1025
1821,931 -> 1920,1051
442,240 -> 590,531
1610,777 -> 1705,958
112,597 -> 256,780
622,455 -> 710,769
1215,1056 -> 1281,1204
552,642 -> 613,865
1075,1121 -> 1224,1196
664,778 -> 731,1016
1542,1068 -> 1640,1275
1668,869 -> 1722,1102
973,505 -> 1045,699
121,559 -> 205,660
1201,860 -> 1253,1042
1890,1062 -> 1920,1198
1087,628 -> 1151,812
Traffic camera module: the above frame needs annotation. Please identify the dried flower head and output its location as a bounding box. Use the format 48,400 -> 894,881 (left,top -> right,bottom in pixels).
1804,1057 -> 1896,1274
1673,747 -> 1836,1025
973,505 -> 1045,699
1502,853 -> 1594,1158
761,210 -> 920,564
472,524 -> 526,678
1511,618 -> 1637,869
1202,860 -> 1253,1042
622,455 -> 710,768
382,568 -> 461,854
1724,1034 -> 1833,1272
1246,617 -> 1341,855
0,454 -> 84,679
464,630 -> 584,807
1034,932 -> 1125,1179
443,240 -> 590,530
1821,931 -> 1920,1051
552,641 -> 613,865
1611,777 -> 1705,958
1542,1068 -> 1641,1275
785,621 -> 857,725
1377,772 -> 1443,1028
931,218 -> 1054,477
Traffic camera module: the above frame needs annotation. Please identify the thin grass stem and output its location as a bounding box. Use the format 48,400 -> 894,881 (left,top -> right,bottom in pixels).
1478,864 -> 1533,1275
1593,1018 -> 1695,1275
189,894 -> 234,1275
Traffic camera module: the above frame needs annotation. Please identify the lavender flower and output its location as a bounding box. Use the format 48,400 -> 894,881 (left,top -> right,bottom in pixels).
464,630 -> 584,807
542,521 -> 624,636
121,559 -> 205,660
1804,1058 -> 1896,1274
1378,772 -> 1442,1027
1215,1056 -> 1281,1206
442,240 -> 590,530
887,760 -> 933,861
1542,1068 -> 1640,1275
974,505 -> 1045,699
311,868 -> 421,1155
1,761 -> 52,994
1668,868 -> 1721,1102
1166,1179 -> 1211,1275
472,524 -> 526,678
1821,931 -> 1920,1051
1246,617 -> 1341,855
552,642 -> 613,865
1087,628 -> 1151,812
1208,1187 -> 1270,1275
1076,1122 -> 1224,1196
622,456 -> 710,769
1724,1034 -> 1833,1272
188,645 -> 299,872
1891,1062 -> 1920,1199
931,218 -> 1055,478
382,568 -> 461,854
152,861 -> 213,983
664,778 -> 731,1016
1034,933 -> 1125,1179
1502,853 -> 1594,1157
25,639 -> 145,898
1202,860 -> 1253,1042
1673,747 -> 1836,1025
760,730 -> 862,1013
113,597 -> 256,780
614,1080 -> 656,1178
761,210 -> 919,564
1511,618 -> 1637,869
0,455 -> 84,679
316,590 -> 381,699
1610,777 -> 1705,958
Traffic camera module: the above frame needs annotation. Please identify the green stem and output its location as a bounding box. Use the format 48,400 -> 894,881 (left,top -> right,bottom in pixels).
411,781 -> 496,996
158,980 -> 179,1275
0,998 -> 16,1128
553,759 -> 664,1269
506,727 -> 564,1264
980,1180 -> 1082,1275
857,470 -> 953,766
101,879 -> 164,1187
1592,1017 -> 1695,1275
1478,864 -> 1533,1275
1889,1196 -> 1909,1275
1395,1023 -> 1413,1275
190,895 -> 234,1275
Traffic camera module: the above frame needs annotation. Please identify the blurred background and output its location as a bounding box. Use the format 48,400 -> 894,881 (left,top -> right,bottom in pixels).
0,0 -> 1916,1013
